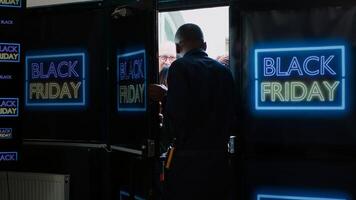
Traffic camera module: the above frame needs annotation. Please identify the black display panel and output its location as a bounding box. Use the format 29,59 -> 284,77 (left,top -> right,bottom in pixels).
0,13 -> 22,38
0,0 -> 24,166
241,6 -> 356,150
23,3 -> 107,141
108,2 -> 157,149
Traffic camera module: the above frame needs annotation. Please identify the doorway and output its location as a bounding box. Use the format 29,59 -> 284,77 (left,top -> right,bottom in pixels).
158,6 -> 230,79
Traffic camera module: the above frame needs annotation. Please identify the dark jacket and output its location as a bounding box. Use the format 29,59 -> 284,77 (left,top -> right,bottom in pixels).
163,49 -> 236,200
165,49 -> 235,151
159,66 -> 169,87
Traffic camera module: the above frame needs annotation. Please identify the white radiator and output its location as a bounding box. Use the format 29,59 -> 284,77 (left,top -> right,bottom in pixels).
0,172 -> 70,200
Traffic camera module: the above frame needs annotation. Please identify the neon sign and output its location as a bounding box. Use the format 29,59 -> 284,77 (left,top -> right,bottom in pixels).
257,194 -> 347,200
0,152 -> 17,161
0,74 -> 12,80
0,43 -> 20,63
120,191 -> 145,200
0,128 -> 12,139
0,0 -> 21,8
254,45 -> 346,111
0,98 -> 18,117
25,52 -> 87,107
117,50 -> 147,112
0,19 -> 14,25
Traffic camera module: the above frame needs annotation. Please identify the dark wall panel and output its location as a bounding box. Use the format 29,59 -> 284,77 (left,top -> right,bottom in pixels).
23,4 -> 107,141
240,6 -> 356,152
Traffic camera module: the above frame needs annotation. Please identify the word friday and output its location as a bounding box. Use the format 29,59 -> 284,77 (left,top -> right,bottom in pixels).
117,50 -> 146,112
26,52 -> 86,107
0,98 -> 18,117
254,45 -> 345,111
0,43 -> 20,63
0,152 -> 17,162
0,0 -> 21,7
0,128 -> 12,139
119,84 -> 145,104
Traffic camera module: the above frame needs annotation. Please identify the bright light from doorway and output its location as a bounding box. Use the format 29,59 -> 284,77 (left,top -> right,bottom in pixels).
159,6 -> 229,60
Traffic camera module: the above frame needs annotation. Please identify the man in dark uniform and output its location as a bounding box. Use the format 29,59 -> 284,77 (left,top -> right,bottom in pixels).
162,23 -> 236,200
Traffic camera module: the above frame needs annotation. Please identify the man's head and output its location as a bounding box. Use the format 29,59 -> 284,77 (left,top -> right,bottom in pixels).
159,41 -> 176,72
174,23 -> 207,58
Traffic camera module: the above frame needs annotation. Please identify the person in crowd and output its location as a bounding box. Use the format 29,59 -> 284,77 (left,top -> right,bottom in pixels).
159,41 -> 176,87
217,54 -> 229,67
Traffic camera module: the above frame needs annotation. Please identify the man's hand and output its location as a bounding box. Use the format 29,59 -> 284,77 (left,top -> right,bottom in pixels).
149,84 -> 168,102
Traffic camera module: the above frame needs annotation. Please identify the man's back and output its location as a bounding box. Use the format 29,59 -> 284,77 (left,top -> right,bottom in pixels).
163,49 -> 235,200
166,49 -> 235,151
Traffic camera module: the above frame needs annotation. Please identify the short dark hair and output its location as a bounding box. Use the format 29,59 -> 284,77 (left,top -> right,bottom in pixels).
175,23 -> 204,44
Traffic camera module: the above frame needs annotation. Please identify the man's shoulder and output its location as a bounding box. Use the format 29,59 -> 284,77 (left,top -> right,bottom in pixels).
211,59 -> 227,70
170,55 -> 231,76
168,58 -> 188,78
171,57 -> 190,66
209,59 -> 232,76
173,55 -> 222,67
169,58 -> 190,72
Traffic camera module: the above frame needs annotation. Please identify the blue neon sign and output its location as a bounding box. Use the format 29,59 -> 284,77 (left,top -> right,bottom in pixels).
253,45 -> 346,111
0,43 -> 20,63
0,0 -> 21,8
0,98 -> 19,117
0,74 -> 12,80
0,152 -> 17,162
117,50 -> 147,112
258,194 -> 347,200
120,190 -> 145,200
0,19 -> 14,25
0,128 -> 12,139
25,52 -> 87,107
